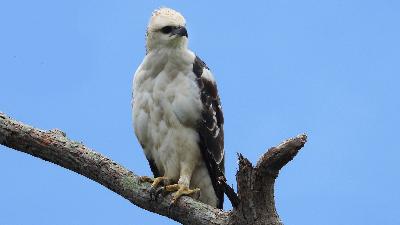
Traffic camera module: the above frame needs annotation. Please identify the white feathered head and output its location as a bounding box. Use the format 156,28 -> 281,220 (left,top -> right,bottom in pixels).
146,8 -> 188,53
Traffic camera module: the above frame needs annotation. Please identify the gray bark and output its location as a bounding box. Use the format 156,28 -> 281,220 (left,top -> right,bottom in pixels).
0,111 -> 307,225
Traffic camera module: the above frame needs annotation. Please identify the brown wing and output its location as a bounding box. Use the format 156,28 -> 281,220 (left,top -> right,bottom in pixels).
193,55 -> 225,209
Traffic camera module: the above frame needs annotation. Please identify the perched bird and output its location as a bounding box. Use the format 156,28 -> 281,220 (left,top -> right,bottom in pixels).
132,8 -> 224,208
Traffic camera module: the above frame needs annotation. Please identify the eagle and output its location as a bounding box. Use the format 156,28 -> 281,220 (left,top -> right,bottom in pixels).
132,8 -> 224,208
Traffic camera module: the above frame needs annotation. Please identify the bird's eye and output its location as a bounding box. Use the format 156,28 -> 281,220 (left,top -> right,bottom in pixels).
160,26 -> 173,34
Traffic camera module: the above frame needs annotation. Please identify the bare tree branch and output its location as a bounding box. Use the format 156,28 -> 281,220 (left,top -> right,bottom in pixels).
229,134 -> 307,225
0,112 -> 227,225
218,175 -> 240,208
0,111 -> 307,225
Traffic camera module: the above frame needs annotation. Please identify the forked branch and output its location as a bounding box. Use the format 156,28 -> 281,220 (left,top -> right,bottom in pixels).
0,112 -> 307,225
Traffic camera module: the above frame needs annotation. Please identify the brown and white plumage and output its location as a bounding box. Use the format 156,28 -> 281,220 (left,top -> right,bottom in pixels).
132,8 -> 224,208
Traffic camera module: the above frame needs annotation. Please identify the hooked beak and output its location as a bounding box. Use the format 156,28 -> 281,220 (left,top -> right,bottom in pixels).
170,26 -> 188,38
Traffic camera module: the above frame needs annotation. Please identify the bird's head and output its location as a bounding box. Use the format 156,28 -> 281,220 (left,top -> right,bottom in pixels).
146,8 -> 188,53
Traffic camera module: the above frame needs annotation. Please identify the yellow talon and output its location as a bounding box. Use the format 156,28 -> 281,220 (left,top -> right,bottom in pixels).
163,184 -> 200,204
151,176 -> 169,188
139,176 -> 170,189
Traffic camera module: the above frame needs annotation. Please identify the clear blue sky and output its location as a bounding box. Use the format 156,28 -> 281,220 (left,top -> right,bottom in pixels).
1,1 -> 399,224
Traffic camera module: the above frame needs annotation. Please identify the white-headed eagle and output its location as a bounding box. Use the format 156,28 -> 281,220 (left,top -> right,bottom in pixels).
132,8 -> 224,208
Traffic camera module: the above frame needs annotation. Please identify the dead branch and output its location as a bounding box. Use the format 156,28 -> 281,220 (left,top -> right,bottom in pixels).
0,111 -> 306,225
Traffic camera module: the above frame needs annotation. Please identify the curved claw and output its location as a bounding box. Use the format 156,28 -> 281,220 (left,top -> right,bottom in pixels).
140,176 -> 172,200
155,186 -> 171,198
149,186 -> 165,201
150,176 -> 169,188
163,184 -> 201,204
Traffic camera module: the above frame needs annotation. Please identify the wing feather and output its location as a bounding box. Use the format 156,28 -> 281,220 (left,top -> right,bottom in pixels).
193,55 -> 225,209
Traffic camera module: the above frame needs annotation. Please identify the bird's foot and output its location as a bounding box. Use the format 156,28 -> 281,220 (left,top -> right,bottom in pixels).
139,176 -> 171,187
160,184 -> 200,204
139,176 -> 172,200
